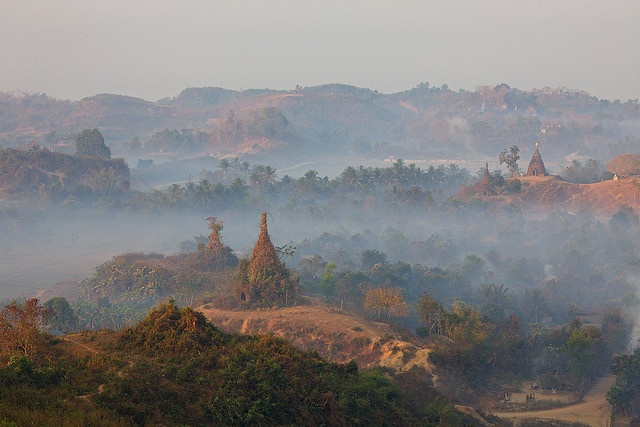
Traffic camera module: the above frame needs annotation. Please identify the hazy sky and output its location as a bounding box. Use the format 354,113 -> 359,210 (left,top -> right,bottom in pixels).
1,0 -> 638,101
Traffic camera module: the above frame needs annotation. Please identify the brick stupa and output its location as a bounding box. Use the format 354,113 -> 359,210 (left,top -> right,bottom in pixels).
526,141 -> 547,176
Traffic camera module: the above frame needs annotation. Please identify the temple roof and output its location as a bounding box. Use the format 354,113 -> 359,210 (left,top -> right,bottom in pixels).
526,142 -> 547,176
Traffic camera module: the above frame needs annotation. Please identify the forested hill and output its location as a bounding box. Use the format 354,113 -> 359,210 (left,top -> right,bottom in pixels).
0,300 -> 420,425
0,146 -> 130,196
1,84 -> 638,162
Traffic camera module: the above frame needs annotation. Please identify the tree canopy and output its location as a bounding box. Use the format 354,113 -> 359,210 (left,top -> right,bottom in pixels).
606,349 -> 640,416
606,153 -> 640,176
75,128 -> 111,159
498,145 -> 520,177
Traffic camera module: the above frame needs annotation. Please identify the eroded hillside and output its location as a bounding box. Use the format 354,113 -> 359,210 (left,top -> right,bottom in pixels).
457,175 -> 640,215
198,296 -> 437,376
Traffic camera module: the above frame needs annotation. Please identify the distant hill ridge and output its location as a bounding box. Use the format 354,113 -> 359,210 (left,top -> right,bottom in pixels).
0,84 -> 638,163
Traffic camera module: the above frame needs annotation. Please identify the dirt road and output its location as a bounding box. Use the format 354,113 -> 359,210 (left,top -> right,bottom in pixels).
492,376 -> 615,427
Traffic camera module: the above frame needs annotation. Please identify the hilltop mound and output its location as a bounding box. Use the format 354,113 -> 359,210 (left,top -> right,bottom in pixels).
0,146 -> 130,195
198,297 -> 436,375
456,175 -> 640,215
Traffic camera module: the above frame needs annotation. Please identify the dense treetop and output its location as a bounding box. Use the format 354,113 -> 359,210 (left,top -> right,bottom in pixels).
75,128 -> 111,159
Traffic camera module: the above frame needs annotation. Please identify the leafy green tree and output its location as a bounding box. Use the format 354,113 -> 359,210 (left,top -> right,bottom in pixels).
75,128 -> 111,159
498,145 -> 520,177
424,300 -> 493,385
462,254 -> 486,284
561,159 -> 603,183
298,255 -> 326,283
361,249 -> 388,270
447,301 -> 490,345
319,261 -> 337,295
147,128 -> 199,153
601,307 -> 632,354
564,326 -> 600,389
43,297 -> 79,334
609,205 -> 639,231
417,293 -> 445,335
606,349 -> 640,416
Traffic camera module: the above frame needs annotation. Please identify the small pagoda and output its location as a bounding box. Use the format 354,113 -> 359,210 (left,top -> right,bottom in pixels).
526,141 -> 547,176
236,212 -> 297,305
474,163 -> 497,195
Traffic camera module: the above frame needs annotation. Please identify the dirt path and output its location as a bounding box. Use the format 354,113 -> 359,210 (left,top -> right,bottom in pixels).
492,376 -> 615,427
61,335 -> 101,355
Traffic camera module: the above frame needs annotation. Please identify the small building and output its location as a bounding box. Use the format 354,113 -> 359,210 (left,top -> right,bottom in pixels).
526,142 -> 547,176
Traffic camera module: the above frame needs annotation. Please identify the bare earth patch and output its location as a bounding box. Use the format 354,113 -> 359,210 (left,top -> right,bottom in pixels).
511,176 -> 640,216
459,175 -> 640,217
197,296 -> 435,376
491,375 -> 615,427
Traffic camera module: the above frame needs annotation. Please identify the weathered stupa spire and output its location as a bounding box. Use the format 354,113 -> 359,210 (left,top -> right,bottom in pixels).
237,211 -> 297,305
477,162 -> 491,187
206,216 -> 224,250
251,212 -> 278,264
260,211 -> 268,235
470,162 -> 496,195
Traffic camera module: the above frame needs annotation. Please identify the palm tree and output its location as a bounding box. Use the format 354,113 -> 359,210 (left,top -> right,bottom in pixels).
425,165 -> 440,191
391,159 -> 409,187
262,165 -> 278,189
296,170 -> 320,196
303,169 -> 319,182
478,283 -> 510,318
407,163 -> 422,185
227,157 -> 250,181
249,166 -> 265,191
427,165 -> 447,195
339,165 -> 360,195
228,178 -> 248,205
165,183 -> 185,208
365,166 -> 383,193
192,179 -> 215,207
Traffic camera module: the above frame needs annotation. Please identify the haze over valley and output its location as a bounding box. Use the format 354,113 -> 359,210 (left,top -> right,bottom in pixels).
1,1 -> 639,425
